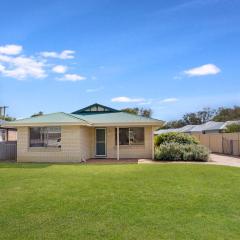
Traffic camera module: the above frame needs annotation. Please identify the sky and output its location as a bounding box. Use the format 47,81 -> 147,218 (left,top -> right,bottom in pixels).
0,0 -> 240,121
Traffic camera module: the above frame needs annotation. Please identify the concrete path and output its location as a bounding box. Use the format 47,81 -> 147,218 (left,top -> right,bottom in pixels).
209,154 -> 240,168
138,154 -> 240,168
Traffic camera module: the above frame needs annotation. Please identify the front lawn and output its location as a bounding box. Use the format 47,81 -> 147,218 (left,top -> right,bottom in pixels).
0,163 -> 240,239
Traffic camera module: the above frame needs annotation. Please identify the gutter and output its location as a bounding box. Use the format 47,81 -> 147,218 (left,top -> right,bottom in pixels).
2,122 -> 92,127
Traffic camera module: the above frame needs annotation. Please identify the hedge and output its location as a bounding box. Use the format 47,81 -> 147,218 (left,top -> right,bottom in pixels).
154,132 -> 199,146
155,143 -> 210,162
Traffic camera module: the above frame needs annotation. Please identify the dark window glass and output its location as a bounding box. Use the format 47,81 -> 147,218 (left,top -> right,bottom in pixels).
29,127 -> 61,148
96,128 -> 106,156
130,128 -> 144,145
46,127 -> 61,147
96,129 -> 105,142
119,128 -> 129,145
29,127 -> 45,147
115,128 -> 144,145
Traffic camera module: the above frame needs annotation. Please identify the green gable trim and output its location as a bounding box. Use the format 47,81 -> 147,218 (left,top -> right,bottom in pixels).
72,103 -> 119,114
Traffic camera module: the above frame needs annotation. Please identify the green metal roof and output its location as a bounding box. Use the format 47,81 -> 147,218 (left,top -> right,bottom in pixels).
4,104 -> 163,127
71,103 -> 163,125
71,112 -> 162,125
5,112 -> 89,126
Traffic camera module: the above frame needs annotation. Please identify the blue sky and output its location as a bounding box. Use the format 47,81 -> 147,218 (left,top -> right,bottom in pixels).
0,0 -> 240,120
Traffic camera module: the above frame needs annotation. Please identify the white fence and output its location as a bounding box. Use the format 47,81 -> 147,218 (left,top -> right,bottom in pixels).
0,141 -> 17,160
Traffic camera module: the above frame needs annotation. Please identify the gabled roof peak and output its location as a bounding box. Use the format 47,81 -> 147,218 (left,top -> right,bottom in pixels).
72,103 -> 119,114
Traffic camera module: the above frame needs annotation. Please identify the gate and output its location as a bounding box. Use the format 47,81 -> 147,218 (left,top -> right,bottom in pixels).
222,137 -> 240,156
0,141 -> 17,160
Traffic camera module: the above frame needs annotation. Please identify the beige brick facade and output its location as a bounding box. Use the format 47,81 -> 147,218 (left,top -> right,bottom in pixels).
17,125 -> 153,162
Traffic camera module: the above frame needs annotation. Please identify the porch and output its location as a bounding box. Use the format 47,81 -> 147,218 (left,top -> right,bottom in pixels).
94,126 -> 154,160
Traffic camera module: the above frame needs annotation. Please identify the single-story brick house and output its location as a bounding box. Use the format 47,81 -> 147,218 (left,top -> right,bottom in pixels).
4,104 -> 163,162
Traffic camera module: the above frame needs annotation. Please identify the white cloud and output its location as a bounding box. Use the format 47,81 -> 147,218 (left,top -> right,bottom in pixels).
111,96 -> 145,103
52,65 -> 67,73
183,64 -> 221,77
0,54 -> 46,79
40,50 -> 75,59
0,45 -> 84,81
86,87 -> 104,93
161,98 -> 179,103
0,63 -> 5,72
58,74 -> 86,82
0,44 -> 23,55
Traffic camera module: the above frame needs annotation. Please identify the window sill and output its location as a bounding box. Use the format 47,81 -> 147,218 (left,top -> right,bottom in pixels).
28,147 -> 61,152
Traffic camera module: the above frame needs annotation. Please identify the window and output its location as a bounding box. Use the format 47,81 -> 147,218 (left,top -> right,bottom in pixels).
115,127 -> 144,145
119,128 -> 129,145
29,127 -> 61,148
0,129 -> 6,142
129,127 -> 144,145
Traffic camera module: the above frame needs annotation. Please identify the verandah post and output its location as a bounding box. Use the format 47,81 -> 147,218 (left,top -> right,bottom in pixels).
117,127 -> 119,160
152,126 -> 154,160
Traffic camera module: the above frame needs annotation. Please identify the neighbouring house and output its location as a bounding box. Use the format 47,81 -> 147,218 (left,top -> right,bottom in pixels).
154,125 -> 197,135
155,120 -> 240,135
4,103 -> 163,162
0,119 -> 17,142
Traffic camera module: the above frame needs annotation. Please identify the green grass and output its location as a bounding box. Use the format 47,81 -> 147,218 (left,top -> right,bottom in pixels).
1,163 -> 240,239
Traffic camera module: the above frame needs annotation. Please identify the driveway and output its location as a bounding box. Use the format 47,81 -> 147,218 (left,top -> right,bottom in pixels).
209,154 -> 240,168
138,154 -> 240,168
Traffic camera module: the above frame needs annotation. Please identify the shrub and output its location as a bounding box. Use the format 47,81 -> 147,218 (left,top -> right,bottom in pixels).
154,143 -> 209,162
154,132 -> 199,147
225,123 -> 240,133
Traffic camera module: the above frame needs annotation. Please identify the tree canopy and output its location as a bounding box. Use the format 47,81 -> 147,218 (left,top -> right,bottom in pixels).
161,106 -> 240,129
213,106 -> 240,122
31,111 -> 44,117
225,123 -> 240,133
0,115 -> 16,121
121,107 -> 152,117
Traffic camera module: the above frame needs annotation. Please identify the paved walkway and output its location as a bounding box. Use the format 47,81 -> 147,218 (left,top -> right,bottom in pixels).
209,154 -> 240,167
138,154 -> 240,168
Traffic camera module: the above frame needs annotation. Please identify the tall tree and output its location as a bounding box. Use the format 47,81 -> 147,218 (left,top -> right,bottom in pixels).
213,106 -> 240,121
161,120 -> 186,129
31,111 -> 44,117
183,112 -> 202,125
139,108 -> 152,118
121,108 -> 139,115
197,107 -> 216,123
161,107 -> 216,129
0,115 -> 16,121
121,107 -> 153,117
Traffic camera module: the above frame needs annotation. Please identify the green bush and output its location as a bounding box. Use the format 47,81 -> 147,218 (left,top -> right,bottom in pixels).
154,143 -> 209,162
225,123 -> 240,133
154,132 -> 199,147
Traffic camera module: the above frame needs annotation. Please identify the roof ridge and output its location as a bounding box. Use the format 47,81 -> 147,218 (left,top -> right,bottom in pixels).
12,111 -> 63,122
66,113 -> 92,124
8,112 -> 91,125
